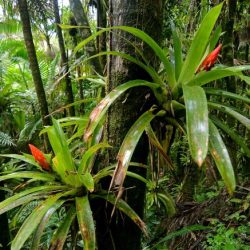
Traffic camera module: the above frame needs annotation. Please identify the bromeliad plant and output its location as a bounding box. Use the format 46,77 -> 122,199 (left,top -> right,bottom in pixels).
0,117 -> 147,250
74,2 -> 250,197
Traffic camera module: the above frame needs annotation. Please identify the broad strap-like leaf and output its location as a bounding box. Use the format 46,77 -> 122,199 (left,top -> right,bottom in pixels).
209,120 -> 236,194
0,171 -> 56,182
205,88 -> 250,104
208,102 -> 250,130
49,206 -> 76,250
210,116 -> 250,157
81,51 -> 163,85
84,80 -> 159,142
92,193 -> 148,236
78,142 -> 111,175
74,26 -> 176,88
178,3 -> 223,84
0,154 -> 41,169
47,118 -> 81,187
0,185 -> 69,215
109,108 -> 165,194
172,27 -> 183,81
183,85 -> 208,166
11,190 -> 75,250
187,65 -> 250,86
31,200 -> 66,250
75,196 -> 95,250
157,192 -> 176,217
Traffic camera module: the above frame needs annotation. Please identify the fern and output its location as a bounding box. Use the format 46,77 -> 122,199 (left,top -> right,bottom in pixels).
0,132 -> 16,147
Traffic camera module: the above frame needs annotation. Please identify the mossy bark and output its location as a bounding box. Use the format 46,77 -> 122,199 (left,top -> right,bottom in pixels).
18,0 -> 51,151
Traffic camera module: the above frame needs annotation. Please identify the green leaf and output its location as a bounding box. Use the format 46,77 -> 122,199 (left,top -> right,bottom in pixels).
178,3 -> 223,84
75,196 -> 95,250
208,25 -> 222,53
183,86 -> 208,166
0,171 -> 56,182
49,206 -> 76,250
11,191 -> 75,250
0,185 -> 68,215
209,120 -> 236,194
0,154 -> 40,169
208,102 -> 250,130
82,51 -> 163,85
78,143 -> 111,175
204,88 -> 250,104
47,118 -> 81,187
92,193 -> 148,235
31,200 -> 66,250
172,27 -> 183,80
187,65 -> 250,86
157,192 -> 176,217
79,173 -> 95,192
110,108 -> 165,193
74,26 -> 176,88
210,116 -> 250,157
84,80 -> 159,142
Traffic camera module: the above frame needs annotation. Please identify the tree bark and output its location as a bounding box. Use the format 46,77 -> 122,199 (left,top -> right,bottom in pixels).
69,0 -> 103,74
18,0 -> 51,150
94,1 -> 164,249
52,0 -> 75,117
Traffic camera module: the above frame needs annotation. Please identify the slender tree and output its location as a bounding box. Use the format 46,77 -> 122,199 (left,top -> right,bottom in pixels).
17,0 -> 51,149
52,0 -> 75,116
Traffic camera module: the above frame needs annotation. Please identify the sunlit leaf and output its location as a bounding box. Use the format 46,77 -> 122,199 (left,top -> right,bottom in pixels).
210,116 -> 250,157
84,80 -> 159,142
11,191 -> 75,250
209,120 -> 236,194
31,200 -> 66,250
183,85 -> 208,166
74,26 -> 176,88
75,196 -> 95,250
187,65 -> 250,86
208,102 -> 250,130
110,108 -> 165,195
178,3 -> 223,84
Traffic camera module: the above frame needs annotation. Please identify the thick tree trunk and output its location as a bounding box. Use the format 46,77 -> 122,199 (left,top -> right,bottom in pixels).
94,1 -> 164,249
52,0 -> 75,117
18,0 -> 51,150
69,0 -> 103,74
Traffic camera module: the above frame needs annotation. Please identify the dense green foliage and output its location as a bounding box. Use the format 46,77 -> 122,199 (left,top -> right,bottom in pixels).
0,0 -> 249,249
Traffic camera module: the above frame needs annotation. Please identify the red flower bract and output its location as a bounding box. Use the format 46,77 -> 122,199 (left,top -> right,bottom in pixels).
29,144 -> 50,171
196,43 -> 222,73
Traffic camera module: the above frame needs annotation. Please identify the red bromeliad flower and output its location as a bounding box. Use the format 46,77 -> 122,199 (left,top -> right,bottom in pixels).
29,144 -> 50,171
196,43 -> 222,73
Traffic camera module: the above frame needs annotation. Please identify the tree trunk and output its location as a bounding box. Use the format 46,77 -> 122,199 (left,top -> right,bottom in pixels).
17,0 -> 51,150
94,1 -> 164,249
69,0 -> 103,74
52,0 -> 75,117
